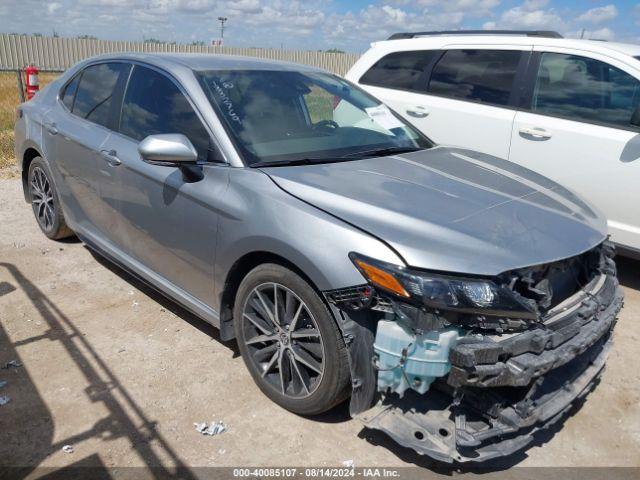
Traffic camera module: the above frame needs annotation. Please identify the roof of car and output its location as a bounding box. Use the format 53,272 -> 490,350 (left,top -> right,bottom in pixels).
373,35 -> 640,59
80,52 -> 324,72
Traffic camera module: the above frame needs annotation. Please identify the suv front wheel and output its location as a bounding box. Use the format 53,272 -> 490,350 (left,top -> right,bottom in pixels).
234,264 -> 351,415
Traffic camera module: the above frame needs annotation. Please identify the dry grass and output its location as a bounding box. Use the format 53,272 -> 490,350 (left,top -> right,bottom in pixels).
0,130 -> 14,169
0,71 -> 59,172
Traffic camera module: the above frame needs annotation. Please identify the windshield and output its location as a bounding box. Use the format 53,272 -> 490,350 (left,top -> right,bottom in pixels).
196,69 -> 432,166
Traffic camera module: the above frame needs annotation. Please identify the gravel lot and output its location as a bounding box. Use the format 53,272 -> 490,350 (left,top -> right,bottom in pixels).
1,177 -> 639,477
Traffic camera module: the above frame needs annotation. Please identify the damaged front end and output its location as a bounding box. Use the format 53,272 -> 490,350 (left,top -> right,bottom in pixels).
325,241 -> 623,463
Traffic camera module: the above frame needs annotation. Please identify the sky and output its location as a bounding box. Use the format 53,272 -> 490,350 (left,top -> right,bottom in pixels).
1,0 -> 640,52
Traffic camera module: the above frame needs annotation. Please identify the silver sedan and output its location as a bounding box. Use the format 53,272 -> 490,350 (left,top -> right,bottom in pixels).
14,53 -> 623,463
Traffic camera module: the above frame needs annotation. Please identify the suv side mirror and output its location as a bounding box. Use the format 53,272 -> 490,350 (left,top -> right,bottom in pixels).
138,134 -> 198,166
631,106 -> 640,127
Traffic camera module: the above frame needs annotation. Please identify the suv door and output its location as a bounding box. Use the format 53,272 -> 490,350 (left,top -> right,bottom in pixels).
358,47 -> 529,159
100,64 -> 228,312
509,50 -> 640,251
48,62 -> 131,237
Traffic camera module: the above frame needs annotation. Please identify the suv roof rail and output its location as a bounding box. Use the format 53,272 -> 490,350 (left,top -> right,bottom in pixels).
387,30 -> 563,40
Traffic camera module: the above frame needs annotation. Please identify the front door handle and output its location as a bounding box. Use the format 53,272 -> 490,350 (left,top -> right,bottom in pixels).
519,126 -> 552,140
406,106 -> 429,118
100,149 -> 122,166
44,122 -> 58,135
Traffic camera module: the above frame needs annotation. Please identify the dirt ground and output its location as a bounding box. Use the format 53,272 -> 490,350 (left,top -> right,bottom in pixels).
1,176 -> 639,478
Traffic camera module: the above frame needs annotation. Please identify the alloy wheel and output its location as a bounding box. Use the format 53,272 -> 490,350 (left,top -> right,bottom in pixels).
241,282 -> 325,398
30,166 -> 55,232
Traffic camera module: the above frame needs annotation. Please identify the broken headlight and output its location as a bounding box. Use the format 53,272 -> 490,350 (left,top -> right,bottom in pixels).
350,253 -> 537,319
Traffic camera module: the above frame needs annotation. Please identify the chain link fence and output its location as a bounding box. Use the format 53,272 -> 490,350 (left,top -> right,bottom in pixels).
0,70 -> 61,172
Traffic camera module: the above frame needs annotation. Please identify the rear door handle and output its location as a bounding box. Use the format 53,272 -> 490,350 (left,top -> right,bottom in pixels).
100,149 -> 122,166
44,122 -> 58,135
406,106 -> 429,118
519,126 -> 552,140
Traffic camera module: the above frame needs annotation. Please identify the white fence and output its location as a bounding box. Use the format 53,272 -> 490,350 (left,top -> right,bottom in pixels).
0,34 -> 361,75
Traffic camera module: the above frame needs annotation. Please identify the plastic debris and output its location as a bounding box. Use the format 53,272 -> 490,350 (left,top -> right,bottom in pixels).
342,460 -> 354,468
194,421 -> 227,436
0,380 -> 7,388
62,445 -> 74,454
0,396 -> 10,406
1,360 -> 22,370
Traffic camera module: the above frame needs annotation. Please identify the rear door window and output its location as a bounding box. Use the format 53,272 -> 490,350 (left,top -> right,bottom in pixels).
532,52 -> 640,129
119,65 -> 212,161
427,49 -> 522,106
360,50 -> 439,91
72,63 -> 130,128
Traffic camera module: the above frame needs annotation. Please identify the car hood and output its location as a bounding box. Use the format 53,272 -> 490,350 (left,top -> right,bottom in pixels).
262,147 -> 607,276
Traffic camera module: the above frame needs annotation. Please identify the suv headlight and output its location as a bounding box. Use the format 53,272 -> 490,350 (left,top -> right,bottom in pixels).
350,253 -> 537,319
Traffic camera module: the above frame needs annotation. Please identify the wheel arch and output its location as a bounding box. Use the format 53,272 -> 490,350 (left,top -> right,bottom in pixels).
218,250 -> 329,342
21,146 -> 43,202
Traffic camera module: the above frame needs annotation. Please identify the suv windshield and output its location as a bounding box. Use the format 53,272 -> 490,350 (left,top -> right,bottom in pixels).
197,69 -> 432,166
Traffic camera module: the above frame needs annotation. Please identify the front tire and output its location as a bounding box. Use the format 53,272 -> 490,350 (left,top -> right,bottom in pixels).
28,157 -> 74,240
234,264 -> 351,415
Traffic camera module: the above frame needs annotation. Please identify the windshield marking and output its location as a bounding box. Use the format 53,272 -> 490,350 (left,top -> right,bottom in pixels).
211,80 -> 242,125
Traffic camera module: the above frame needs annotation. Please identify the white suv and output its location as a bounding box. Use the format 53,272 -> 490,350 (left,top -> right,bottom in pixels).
345,31 -> 640,255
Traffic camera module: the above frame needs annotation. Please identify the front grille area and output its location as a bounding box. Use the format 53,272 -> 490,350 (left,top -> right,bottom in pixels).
357,241 -> 623,462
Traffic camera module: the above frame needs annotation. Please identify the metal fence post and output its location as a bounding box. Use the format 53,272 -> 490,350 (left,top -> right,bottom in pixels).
16,69 -> 25,103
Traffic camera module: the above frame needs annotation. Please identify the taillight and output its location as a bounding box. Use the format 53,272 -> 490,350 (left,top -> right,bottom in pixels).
332,95 -> 341,110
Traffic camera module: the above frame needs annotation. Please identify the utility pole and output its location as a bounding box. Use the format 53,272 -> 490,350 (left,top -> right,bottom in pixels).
218,16 -> 228,40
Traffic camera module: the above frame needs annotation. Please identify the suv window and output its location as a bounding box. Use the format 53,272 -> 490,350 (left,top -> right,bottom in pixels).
72,63 -> 129,128
428,49 -> 522,106
533,53 -> 640,129
120,65 -> 212,161
360,50 -> 439,91
61,74 -> 80,111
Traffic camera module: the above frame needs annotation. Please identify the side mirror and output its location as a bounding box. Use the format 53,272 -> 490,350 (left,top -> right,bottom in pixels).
631,106 -> 640,127
138,134 -> 198,166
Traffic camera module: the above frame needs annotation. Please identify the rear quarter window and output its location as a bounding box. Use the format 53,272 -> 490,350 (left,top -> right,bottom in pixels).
60,74 -> 80,111
359,50 -> 439,92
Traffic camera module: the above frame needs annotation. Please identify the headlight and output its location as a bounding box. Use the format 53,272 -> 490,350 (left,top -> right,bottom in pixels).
350,253 -> 537,319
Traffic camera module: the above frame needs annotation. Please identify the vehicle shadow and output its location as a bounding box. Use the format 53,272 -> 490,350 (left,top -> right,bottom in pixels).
0,262 -> 197,479
86,247 -> 240,358
616,255 -> 640,290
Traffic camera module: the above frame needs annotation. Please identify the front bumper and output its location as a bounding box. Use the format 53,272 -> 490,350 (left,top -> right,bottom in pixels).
355,274 -> 623,463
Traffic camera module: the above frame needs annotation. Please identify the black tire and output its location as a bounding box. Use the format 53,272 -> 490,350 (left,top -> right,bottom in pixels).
27,157 -> 74,240
234,263 -> 351,415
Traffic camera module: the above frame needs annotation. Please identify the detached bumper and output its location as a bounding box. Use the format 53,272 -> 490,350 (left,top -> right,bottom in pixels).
358,275 -> 623,463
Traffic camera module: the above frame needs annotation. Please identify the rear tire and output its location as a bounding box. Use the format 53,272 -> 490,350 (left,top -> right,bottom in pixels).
28,157 -> 74,240
234,263 -> 351,415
